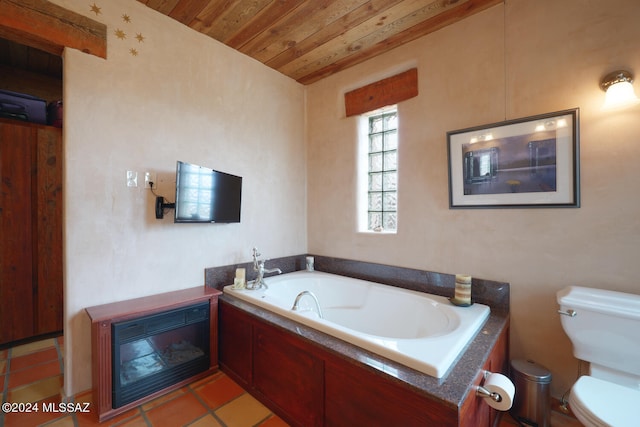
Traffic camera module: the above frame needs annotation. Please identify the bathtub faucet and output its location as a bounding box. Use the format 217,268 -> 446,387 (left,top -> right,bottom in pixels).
292,291 -> 323,319
246,247 -> 282,290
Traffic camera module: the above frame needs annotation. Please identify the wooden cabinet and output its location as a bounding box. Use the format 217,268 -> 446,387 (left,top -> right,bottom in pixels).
325,358 -> 457,426
219,300 -> 252,386
254,323 -> 324,427
0,119 -> 63,345
219,299 -> 509,427
220,302 -> 324,427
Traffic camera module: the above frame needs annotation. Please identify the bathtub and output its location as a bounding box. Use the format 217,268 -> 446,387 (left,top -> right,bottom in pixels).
224,270 -> 490,378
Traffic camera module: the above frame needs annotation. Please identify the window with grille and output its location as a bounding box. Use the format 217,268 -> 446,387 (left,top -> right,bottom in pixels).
366,109 -> 398,232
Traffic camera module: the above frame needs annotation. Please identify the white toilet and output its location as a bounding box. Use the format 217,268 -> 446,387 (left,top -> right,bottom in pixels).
557,286 -> 640,427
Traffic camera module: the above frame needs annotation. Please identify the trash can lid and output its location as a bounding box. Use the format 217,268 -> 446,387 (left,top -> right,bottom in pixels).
511,359 -> 552,383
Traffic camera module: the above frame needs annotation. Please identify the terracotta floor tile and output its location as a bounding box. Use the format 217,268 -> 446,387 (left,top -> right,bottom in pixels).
145,392 -> 208,426
194,374 -> 244,409
186,413 -> 224,427
115,415 -> 151,427
46,415 -> 76,427
10,339 -> 56,357
189,370 -> 224,389
7,375 -> 63,403
8,359 -> 61,389
0,349 -> 7,360
10,348 -> 59,371
215,393 -> 271,427
75,408 -> 141,427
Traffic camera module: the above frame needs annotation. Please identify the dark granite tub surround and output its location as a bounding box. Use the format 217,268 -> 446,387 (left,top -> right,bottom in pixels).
204,254 -> 306,290
311,255 -> 509,313
205,254 -> 509,313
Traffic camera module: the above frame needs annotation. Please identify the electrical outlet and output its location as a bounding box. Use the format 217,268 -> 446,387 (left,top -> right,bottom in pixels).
144,172 -> 156,188
126,170 -> 138,187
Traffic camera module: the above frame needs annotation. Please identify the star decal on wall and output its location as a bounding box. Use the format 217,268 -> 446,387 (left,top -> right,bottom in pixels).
90,3 -> 101,15
87,2 -> 148,58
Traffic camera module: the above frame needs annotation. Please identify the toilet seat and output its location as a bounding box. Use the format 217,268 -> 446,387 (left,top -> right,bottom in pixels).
569,376 -> 640,427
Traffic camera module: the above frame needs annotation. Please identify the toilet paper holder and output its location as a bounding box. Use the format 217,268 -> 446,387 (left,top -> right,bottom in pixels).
476,370 -> 503,402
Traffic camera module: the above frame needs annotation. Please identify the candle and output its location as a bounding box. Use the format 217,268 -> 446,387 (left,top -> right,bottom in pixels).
234,268 -> 246,289
454,274 -> 472,305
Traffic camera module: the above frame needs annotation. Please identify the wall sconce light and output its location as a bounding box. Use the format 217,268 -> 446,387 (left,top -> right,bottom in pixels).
600,70 -> 639,109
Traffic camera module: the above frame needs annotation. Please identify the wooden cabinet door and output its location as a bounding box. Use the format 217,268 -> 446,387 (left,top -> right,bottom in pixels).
325,358 -> 457,427
253,323 -> 324,427
219,302 -> 253,386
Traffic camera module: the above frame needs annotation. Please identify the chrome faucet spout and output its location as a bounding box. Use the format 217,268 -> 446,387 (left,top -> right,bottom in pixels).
246,247 -> 281,290
291,291 -> 323,319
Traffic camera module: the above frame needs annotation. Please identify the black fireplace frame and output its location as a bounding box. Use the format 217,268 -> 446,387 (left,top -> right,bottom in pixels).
111,301 -> 210,408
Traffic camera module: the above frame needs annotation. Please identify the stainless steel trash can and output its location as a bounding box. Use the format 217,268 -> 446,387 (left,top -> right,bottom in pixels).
509,359 -> 552,427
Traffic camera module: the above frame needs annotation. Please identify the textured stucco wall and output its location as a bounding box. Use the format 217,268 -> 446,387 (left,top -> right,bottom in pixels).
56,0 -> 306,396
306,0 -> 640,397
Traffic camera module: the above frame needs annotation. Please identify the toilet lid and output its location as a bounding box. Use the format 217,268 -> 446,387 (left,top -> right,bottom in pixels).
570,376 -> 640,427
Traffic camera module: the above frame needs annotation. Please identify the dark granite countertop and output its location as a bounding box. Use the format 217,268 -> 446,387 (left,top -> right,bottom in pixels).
220,293 -> 509,409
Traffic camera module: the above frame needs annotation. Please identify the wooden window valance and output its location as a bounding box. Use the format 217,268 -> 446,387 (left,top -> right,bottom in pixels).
344,68 -> 418,117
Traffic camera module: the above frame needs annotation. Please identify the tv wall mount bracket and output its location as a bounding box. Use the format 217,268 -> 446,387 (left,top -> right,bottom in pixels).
155,196 -> 175,219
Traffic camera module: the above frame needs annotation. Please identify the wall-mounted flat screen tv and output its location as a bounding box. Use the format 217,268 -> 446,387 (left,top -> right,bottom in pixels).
174,161 -> 242,223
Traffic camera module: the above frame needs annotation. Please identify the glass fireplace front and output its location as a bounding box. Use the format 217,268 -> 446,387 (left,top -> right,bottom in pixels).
112,302 -> 210,408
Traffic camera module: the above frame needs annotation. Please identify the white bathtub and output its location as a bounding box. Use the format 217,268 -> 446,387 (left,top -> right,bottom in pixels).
224,270 -> 490,378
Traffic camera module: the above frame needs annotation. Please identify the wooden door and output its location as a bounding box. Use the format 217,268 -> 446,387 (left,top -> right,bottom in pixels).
34,126 -> 63,335
0,121 -> 35,343
0,119 -> 62,344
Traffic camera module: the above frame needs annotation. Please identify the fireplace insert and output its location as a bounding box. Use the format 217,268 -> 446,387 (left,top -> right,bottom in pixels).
112,302 -> 210,408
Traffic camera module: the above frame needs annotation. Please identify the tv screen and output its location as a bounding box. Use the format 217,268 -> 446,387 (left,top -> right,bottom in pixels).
174,161 -> 242,223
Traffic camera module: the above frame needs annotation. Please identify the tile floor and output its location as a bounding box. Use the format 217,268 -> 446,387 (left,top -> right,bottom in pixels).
1,336 -> 581,426
1,336 -> 287,426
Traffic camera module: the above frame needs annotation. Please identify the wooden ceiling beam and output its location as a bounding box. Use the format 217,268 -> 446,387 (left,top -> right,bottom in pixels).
0,0 -> 106,59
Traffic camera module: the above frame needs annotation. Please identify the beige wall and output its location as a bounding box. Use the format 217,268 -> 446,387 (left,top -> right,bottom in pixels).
306,0 -> 640,397
56,0 -> 306,396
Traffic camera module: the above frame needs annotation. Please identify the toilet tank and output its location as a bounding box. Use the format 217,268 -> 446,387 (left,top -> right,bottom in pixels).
557,286 -> 640,378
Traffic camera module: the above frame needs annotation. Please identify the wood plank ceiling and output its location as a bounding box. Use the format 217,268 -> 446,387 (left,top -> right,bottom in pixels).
138,0 -> 502,85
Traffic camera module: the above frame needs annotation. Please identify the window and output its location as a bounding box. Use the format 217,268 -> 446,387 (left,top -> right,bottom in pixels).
365,108 -> 398,232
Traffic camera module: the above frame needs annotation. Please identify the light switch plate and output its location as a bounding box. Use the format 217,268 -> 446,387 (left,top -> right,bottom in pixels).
126,171 -> 138,187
